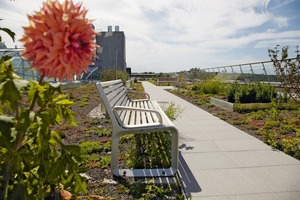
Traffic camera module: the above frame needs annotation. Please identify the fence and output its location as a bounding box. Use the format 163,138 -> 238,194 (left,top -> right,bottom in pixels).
2,48 -> 297,86
201,58 -> 297,86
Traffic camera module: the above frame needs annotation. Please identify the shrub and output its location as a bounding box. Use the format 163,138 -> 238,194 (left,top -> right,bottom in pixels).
227,82 -> 277,103
255,83 -> 277,103
190,80 -> 226,95
201,80 -> 225,95
100,68 -> 128,83
226,82 -> 239,103
236,84 -> 257,103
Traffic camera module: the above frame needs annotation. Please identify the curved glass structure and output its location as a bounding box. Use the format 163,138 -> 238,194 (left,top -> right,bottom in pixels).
0,49 -> 57,81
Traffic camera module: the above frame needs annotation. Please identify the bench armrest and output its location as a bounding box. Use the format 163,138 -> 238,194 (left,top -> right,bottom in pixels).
113,106 -> 162,124
126,91 -> 150,101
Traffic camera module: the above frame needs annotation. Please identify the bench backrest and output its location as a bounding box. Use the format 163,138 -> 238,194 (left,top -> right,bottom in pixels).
96,79 -> 129,126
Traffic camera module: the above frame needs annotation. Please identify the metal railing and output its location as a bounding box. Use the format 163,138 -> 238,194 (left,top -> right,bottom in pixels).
201,58 -> 297,85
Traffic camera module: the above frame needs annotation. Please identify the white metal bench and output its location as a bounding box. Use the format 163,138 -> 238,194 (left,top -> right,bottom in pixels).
96,79 -> 179,177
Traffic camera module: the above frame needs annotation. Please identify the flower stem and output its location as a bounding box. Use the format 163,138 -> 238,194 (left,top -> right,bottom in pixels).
3,160 -> 12,200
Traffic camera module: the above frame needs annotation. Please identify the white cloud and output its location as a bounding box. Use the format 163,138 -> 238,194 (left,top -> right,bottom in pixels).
254,38 -> 300,48
273,17 -> 289,28
0,0 -> 299,72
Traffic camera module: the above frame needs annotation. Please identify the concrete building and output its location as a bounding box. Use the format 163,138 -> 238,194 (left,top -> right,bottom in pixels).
95,25 -> 126,72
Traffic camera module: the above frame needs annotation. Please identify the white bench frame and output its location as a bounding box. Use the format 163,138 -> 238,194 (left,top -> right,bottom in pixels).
96,79 -> 179,177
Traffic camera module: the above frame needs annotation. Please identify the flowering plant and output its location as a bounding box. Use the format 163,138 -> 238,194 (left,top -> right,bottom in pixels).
0,0 -> 97,199
21,0 -> 97,81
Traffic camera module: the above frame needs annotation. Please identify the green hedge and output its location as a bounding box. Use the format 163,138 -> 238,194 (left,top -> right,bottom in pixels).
226,82 -> 277,103
233,102 -> 299,113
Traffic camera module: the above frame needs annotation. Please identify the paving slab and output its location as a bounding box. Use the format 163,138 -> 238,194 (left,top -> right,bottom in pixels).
190,168 -> 267,197
205,130 -> 255,140
179,140 -> 222,153
274,192 -> 300,200
214,139 -> 272,151
179,131 -> 212,141
196,193 -> 278,200
141,81 -> 300,200
246,165 -> 300,192
227,150 -> 300,167
181,152 -> 240,170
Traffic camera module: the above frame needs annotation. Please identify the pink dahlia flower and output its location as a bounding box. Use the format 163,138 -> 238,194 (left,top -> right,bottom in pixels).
20,0 -> 97,81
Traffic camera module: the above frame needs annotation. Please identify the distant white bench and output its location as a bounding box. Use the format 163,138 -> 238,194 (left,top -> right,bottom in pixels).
96,79 -> 179,177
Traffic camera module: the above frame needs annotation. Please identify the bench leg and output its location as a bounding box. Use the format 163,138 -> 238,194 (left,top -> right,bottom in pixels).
170,127 -> 179,174
110,127 -> 179,177
111,135 -> 120,176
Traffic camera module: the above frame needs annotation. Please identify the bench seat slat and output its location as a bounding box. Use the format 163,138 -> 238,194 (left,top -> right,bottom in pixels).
147,100 -> 160,123
140,101 -> 148,124
123,101 -> 133,126
135,101 -> 141,125
119,100 -> 130,121
129,101 -> 137,126
143,101 -> 154,124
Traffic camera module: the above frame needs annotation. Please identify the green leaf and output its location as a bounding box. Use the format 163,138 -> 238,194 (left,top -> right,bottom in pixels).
53,94 -> 68,102
73,173 -> 87,194
0,27 -> 16,42
66,109 -> 77,126
13,79 -> 29,91
0,116 -> 14,146
56,99 -> 74,106
37,149 -> 51,178
47,155 -> 67,180
12,154 -> 23,172
63,145 -> 83,162
0,80 -> 20,110
0,55 -> 13,64
40,108 -> 58,125
50,131 -> 62,145
17,109 -> 33,131
27,80 -> 38,102
55,111 -> 63,124
0,115 -> 14,123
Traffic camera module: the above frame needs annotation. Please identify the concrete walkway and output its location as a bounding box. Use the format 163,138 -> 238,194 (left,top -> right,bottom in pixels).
141,81 -> 300,200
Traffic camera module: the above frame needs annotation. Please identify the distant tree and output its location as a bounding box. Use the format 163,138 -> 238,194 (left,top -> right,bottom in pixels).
269,45 -> 300,103
189,67 -> 211,80
101,68 -> 128,83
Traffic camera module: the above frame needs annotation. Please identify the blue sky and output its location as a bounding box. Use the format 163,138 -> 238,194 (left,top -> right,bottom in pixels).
0,0 -> 299,73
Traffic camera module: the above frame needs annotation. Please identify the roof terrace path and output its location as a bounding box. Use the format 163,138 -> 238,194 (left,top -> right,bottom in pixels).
141,81 -> 300,200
